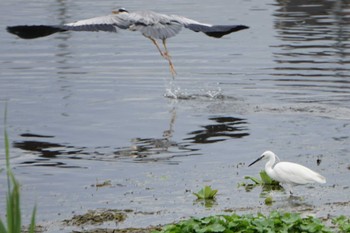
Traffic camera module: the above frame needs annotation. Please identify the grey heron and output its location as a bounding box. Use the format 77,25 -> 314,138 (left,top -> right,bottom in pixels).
7,8 -> 249,77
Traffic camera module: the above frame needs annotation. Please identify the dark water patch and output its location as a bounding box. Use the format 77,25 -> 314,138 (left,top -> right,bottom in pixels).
20,133 -> 55,138
13,140 -> 79,158
11,133 -> 200,166
20,159 -> 83,169
13,137 -> 198,166
184,116 -> 249,144
12,115 -> 250,166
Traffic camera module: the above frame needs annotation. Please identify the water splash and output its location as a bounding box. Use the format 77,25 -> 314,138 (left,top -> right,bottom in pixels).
164,81 -> 224,100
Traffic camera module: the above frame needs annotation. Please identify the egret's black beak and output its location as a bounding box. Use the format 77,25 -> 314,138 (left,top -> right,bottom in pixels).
248,156 -> 263,167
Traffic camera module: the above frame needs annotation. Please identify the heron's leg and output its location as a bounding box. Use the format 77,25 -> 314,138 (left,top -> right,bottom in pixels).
162,39 -> 171,58
146,36 -> 167,58
162,39 -> 177,77
145,36 -> 176,77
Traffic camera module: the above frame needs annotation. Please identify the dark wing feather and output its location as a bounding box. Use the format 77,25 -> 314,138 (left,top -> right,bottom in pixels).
171,15 -> 249,38
7,14 -> 128,39
187,24 -> 249,38
7,25 -> 66,39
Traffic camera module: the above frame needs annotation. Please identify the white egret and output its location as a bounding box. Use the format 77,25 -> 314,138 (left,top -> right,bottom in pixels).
248,151 -> 326,195
6,8 -> 249,78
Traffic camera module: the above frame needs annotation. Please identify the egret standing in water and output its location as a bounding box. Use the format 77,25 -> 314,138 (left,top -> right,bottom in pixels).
248,151 -> 326,195
6,8 -> 249,78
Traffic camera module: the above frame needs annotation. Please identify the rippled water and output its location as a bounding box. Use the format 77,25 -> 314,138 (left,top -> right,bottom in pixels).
0,0 -> 350,232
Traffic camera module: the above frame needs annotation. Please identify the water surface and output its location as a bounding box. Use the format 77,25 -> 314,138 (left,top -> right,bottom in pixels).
0,0 -> 349,232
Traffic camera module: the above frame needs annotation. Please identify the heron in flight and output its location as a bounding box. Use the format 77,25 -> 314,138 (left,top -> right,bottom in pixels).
7,8 -> 249,77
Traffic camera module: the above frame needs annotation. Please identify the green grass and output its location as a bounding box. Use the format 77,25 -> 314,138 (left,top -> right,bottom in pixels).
0,106 -> 36,233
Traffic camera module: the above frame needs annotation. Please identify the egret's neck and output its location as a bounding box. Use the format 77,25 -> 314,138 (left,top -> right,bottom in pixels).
265,156 -> 276,176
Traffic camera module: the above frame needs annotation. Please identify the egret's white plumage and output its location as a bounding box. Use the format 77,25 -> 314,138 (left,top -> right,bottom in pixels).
7,8 -> 248,77
249,151 -> 326,194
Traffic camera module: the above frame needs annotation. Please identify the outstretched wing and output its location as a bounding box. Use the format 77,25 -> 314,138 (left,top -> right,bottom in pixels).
7,11 -> 248,39
171,15 -> 249,38
7,14 -> 130,39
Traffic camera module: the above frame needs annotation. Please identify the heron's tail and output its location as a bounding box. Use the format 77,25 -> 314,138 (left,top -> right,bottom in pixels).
6,25 -> 66,39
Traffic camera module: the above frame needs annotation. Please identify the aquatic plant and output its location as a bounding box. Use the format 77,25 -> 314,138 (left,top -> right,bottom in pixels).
152,211 -> 334,233
63,209 -> 128,226
244,170 -> 280,185
332,215 -> 350,232
238,170 -> 282,193
0,107 -> 36,233
237,170 -> 283,205
193,186 -> 218,200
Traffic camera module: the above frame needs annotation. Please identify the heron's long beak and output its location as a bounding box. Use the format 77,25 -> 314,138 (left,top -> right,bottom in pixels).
248,156 -> 263,167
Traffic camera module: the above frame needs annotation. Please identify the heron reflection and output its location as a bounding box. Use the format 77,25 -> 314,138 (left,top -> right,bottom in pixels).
13,112 -> 249,165
185,116 -> 249,144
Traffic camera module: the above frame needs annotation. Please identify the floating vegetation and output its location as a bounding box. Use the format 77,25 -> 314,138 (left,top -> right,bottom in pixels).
238,170 -> 283,193
193,186 -> 218,200
73,226 -> 161,233
63,209 -> 129,226
152,211 -> 342,233
69,211 -> 350,233
264,196 -> 274,206
192,186 -> 218,208
244,170 -> 280,185
332,216 -> 350,233
238,170 -> 283,205
91,179 -> 112,188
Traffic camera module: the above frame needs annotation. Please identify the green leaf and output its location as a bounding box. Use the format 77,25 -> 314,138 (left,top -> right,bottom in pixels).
259,170 -> 273,184
0,219 -> 7,233
281,212 -> 300,225
332,215 -> 350,232
28,205 -> 37,233
1,104 -> 36,233
202,223 -> 226,232
243,176 -> 262,184
193,186 -> 218,200
264,196 -> 273,205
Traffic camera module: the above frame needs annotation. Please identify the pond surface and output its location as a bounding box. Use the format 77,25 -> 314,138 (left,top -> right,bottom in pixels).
0,0 -> 350,232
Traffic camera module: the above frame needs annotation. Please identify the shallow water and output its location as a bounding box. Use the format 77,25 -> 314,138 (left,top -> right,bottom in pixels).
0,0 -> 350,232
